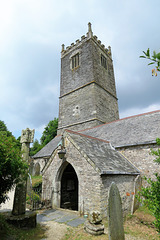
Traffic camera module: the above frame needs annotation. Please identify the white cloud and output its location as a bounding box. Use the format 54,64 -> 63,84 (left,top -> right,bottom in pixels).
0,0 -> 160,141
120,104 -> 160,119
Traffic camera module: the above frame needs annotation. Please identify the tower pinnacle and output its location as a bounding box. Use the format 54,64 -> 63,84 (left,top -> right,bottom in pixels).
87,22 -> 93,38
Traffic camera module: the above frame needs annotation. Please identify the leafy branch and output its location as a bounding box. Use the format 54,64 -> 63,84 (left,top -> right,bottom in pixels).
140,48 -> 160,76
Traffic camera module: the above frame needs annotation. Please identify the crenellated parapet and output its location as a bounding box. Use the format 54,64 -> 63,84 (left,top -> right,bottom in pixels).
61,23 -> 112,59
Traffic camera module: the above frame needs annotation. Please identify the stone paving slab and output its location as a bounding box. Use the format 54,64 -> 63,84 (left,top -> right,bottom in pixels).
66,218 -> 85,227
37,215 -> 52,223
54,214 -> 77,223
41,209 -> 56,215
45,213 -> 64,220
37,209 -> 85,227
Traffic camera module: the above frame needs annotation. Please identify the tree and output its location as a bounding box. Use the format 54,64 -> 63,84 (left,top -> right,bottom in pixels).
29,118 -> 58,156
0,122 -> 27,204
0,120 -> 8,132
0,120 -> 12,136
40,118 -> 58,146
138,138 -> 160,232
140,48 -> 160,76
30,139 -> 43,156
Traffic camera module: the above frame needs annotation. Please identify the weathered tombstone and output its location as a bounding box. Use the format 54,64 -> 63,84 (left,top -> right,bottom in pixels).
34,162 -> 40,176
29,160 -> 34,176
108,182 -> 125,240
84,211 -> 104,235
131,175 -> 142,214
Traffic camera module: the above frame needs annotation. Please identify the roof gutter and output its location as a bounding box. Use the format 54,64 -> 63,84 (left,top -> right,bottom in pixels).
100,170 -> 140,175
115,140 -> 156,149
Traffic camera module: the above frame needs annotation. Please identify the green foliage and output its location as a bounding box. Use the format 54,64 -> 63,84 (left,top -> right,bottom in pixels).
0,122 -> 28,204
0,213 -> 10,234
138,139 -> 160,232
140,48 -> 160,76
31,175 -> 42,188
138,174 -> 160,232
30,191 -> 41,202
30,139 -> 43,156
0,121 -> 8,132
151,138 -> 160,164
40,118 -> 58,146
30,118 -> 58,156
0,213 -> 46,240
0,120 -> 12,136
31,175 -> 42,192
16,136 -> 22,150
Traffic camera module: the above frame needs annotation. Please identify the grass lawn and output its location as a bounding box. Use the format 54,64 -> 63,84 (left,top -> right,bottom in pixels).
0,213 -> 46,240
31,175 -> 42,188
62,206 -> 160,240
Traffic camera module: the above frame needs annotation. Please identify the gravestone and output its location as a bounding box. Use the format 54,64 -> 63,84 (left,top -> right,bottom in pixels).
34,162 -> 40,176
131,175 -> 142,214
29,160 -> 34,175
108,182 -> 125,240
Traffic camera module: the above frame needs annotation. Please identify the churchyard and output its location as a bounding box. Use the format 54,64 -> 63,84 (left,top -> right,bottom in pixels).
1,178 -> 159,239
62,207 -> 159,240
1,23 -> 160,240
0,206 -> 159,240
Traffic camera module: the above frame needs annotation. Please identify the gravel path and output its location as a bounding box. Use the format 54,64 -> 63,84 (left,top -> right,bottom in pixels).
41,221 -> 69,240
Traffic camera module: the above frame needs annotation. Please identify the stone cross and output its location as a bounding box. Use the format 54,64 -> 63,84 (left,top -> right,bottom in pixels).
12,128 -> 34,215
108,182 -> 125,240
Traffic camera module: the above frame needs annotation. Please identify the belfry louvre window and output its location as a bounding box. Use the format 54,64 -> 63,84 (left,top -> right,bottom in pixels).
72,53 -> 79,69
101,54 -> 107,69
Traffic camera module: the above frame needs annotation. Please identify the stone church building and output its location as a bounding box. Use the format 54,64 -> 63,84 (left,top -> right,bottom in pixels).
32,23 -> 160,217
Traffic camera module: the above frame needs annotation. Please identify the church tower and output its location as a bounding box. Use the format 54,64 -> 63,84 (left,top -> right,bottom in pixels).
57,23 -> 119,134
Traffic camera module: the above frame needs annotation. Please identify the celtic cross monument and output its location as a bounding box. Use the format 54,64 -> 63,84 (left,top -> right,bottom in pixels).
12,128 -> 34,215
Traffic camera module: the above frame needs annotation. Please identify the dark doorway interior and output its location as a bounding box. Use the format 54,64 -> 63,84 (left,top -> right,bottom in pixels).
61,164 -> 78,211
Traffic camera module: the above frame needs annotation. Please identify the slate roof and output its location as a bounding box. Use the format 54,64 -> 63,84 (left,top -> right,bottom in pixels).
80,110 -> 160,148
33,110 -> 160,158
66,130 -> 140,175
33,135 -> 61,158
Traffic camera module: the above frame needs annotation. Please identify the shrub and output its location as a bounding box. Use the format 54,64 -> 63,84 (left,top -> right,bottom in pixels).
138,174 -> 160,231
138,138 -> 160,232
0,131 -> 28,204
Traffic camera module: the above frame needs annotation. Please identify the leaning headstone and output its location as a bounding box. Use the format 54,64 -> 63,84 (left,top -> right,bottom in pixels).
84,211 -> 104,235
108,182 -> 125,240
131,175 -> 142,214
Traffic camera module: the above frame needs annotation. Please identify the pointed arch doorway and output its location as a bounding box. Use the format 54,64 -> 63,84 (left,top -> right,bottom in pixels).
60,163 -> 78,211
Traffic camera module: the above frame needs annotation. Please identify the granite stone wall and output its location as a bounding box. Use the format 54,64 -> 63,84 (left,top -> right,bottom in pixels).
58,35 -> 119,134
118,144 -> 160,181
101,175 -> 137,217
58,83 -> 98,131
42,136 -> 102,215
58,82 -> 119,134
42,136 -> 137,217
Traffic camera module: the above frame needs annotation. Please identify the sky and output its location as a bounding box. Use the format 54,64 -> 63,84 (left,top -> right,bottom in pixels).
1,0 -> 160,141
